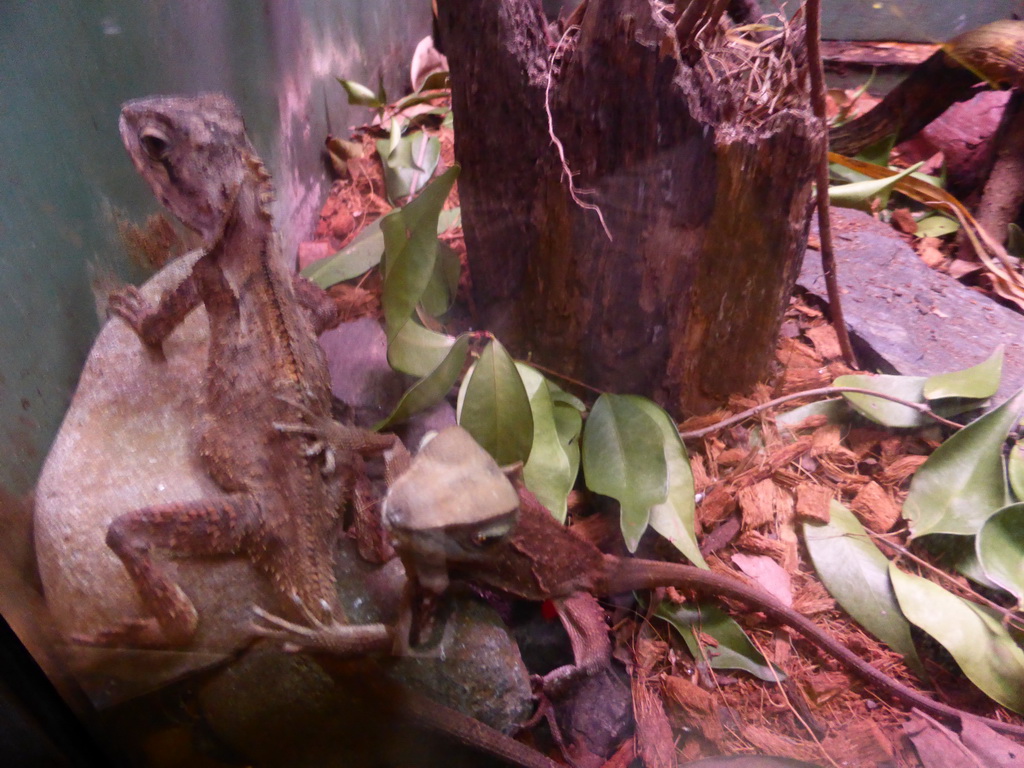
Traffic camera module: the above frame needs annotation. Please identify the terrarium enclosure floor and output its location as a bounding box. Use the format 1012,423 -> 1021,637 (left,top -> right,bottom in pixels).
302,138 -> 1024,766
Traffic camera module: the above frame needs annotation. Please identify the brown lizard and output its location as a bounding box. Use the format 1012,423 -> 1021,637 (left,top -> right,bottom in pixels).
82,93 -> 393,647
256,426 -> 1024,740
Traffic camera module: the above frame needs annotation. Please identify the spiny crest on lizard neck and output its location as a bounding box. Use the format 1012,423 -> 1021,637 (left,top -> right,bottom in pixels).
119,92 -> 275,244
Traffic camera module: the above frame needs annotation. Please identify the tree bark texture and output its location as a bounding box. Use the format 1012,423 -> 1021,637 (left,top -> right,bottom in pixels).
437,0 -> 823,414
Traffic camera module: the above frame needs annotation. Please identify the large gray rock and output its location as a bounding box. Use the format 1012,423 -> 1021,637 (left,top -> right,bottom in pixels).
33,255 -> 531,733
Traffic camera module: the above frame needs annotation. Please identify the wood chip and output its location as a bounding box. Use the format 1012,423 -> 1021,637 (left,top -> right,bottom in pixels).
777,335 -> 825,369
633,679 -> 676,768
810,423 -> 843,455
917,241 -> 947,269
890,207 -> 917,235
737,479 -> 778,529
696,487 -> 735,528
662,676 -> 724,742
795,483 -> 832,523
716,447 -> 751,466
736,529 -> 787,560
850,480 -> 902,532
689,453 -> 713,490
805,324 -> 843,360
877,454 -> 928,487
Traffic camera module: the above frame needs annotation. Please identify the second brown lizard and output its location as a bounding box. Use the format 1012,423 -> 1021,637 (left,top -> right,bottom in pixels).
257,426 -> 1024,740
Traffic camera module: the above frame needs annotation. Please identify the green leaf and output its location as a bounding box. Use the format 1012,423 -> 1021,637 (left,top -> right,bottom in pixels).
915,214 -> 959,238
829,161 -> 924,211
394,89 -> 449,113
1009,441 -> 1024,502
922,534 -> 1001,591
382,213 -> 439,343
582,394 -> 668,552
387,320 -> 457,378
547,380 -> 587,413
375,334 -> 470,430
516,364 -> 579,522
803,501 -> 923,673
401,165 -> 459,234
890,564 -> 1024,713
656,600 -> 783,682
417,70 -> 450,93
922,346 -> 1003,401
977,503 -> 1024,606
379,210 -> 406,280
834,373 -> 928,428
436,206 -> 462,233
1007,223 -> 1024,259
553,402 -> 583,485
301,219 -> 384,288
633,398 -> 705,568
458,339 -> 534,466
306,202 -> 458,293
385,117 -> 401,154
902,388 -> 1024,537
419,240 -> 460,317
855,133 -> 896,169
337,78 -> 383,109
377,132 -> 441,202
380,167 -> 458,344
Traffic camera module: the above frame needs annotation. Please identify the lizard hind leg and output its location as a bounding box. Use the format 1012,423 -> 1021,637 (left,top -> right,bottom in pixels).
75,493 -> 260,648
536,592 -> 611,699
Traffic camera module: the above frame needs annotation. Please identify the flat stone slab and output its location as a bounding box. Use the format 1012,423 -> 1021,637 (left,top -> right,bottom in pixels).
799,208 -> 1024,402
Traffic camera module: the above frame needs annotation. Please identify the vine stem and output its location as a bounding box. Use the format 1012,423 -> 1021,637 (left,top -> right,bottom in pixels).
678,385 -> 963,439
806,0 -> 857,368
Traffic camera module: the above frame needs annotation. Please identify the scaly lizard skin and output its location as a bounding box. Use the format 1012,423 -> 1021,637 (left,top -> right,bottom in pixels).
83,93 -> 393,647
257,427 -> 1024,740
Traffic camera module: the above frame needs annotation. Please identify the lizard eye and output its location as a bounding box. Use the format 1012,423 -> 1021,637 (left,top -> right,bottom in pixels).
139,128 -> 170,161
467,519 -> 514,548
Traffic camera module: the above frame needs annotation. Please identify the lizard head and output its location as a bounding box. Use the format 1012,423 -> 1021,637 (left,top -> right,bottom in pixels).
383,427 -> 520,595
119,93 -> 261,246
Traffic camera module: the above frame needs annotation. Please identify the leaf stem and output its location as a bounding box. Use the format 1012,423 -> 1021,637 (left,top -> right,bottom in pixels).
678,386 -> 963,439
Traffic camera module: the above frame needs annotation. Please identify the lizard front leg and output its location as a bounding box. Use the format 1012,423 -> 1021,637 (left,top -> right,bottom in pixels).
272,395 -> 397,475
76,493 -> 259,647
273,399 -> 399,562
108,270 -> 201,348
535,592 -> 611,698
291,274 -> 340,334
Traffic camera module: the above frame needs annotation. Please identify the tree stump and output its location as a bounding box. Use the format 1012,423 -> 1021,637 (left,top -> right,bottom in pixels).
437,0 -> 822,414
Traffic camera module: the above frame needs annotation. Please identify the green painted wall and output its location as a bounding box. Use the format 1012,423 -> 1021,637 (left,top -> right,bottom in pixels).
822,0 -> 1020,42
0,1 -> 430,495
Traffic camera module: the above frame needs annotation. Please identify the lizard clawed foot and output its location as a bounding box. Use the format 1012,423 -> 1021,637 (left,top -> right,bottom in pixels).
107,286 -> 154,335
273,420 -> 335,473
249,605 -> 393,656
250,604 -> 332,651
271,395 -> 344,474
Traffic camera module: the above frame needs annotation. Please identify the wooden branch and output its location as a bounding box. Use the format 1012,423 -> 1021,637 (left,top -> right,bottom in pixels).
806,0 -> 857,368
